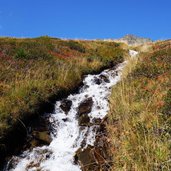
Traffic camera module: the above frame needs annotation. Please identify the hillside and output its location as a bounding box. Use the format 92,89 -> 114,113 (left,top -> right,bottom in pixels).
0,36 -> 170,171
108,40 -> 171,170
0,36 -> 126,163
116,34 -> 153,45
105,34 -> 153,46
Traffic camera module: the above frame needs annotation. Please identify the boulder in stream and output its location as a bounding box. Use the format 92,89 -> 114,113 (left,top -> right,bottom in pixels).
77,97 -> 93,116
75,145 -> 98,171
99,74 -> 110,83
32,131 -> 52,146
78,114 -> 90,126
94,77 -> 102,85
60,99 -> 72,114
77,97 -> 93,126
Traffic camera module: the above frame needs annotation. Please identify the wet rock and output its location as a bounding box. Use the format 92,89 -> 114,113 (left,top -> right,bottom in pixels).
75,143 -> 110,171
32,131 -> 51,145
21,116 -> 51,150
27,161 -> 40,170
96,106 -> 101,110
84,94 -> 89,98
77,98 -> 93,126
25,149 -> 53,170
75,145 -> 98,171
78,114 -> 90,126
60,99 -> 72,114
99,74 -> 110,83
6,157 -> 20,170
75,121 -> 111,171
92,118 -> 102,125
62,118 -> 69,122
84,85 -> 89,89
33,117 -> 48,132
45,153 -> 51,159
80,138 -> 86,149
94,77 -> 102,85
77,97 -> 93,116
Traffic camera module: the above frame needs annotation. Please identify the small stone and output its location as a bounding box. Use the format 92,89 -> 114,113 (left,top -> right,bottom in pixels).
62,118 -> 68,122
96,106 -> 101,110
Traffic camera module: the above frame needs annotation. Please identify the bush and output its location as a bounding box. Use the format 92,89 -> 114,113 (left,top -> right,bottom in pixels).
67,40 -> 85,53
14,48 -> 28,59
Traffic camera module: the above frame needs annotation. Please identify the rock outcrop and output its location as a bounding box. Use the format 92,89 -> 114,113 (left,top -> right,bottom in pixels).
105,34 -> 153,46
77,97 -> 93,126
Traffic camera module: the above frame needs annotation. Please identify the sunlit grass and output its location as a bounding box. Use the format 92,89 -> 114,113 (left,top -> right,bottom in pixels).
0,36 -> 126,136
108,40 -> 171,171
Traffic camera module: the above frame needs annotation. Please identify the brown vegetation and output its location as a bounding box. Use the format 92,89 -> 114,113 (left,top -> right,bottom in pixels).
107,40 -> 171,170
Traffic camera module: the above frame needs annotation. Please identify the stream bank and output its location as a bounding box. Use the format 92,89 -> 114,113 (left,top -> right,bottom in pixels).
4,59 -> 128,171
0,60 -> 122,170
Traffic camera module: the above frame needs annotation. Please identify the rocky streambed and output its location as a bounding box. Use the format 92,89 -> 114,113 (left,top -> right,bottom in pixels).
4,50 -> 138,171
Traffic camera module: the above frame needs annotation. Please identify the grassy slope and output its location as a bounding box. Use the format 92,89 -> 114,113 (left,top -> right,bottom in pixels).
0,36 -> 126,137
108,40 -> 171,170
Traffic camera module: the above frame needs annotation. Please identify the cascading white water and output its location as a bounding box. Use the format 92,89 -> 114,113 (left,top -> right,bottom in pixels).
5,50 -> 138,171
129,50 -> 139,58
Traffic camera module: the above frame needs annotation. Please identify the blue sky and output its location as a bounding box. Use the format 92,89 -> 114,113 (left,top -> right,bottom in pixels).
0,0 -> 170,40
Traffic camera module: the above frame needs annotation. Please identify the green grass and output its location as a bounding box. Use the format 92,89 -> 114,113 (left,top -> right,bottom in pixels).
0,36 -> 126,137
107,40 -> 171,170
